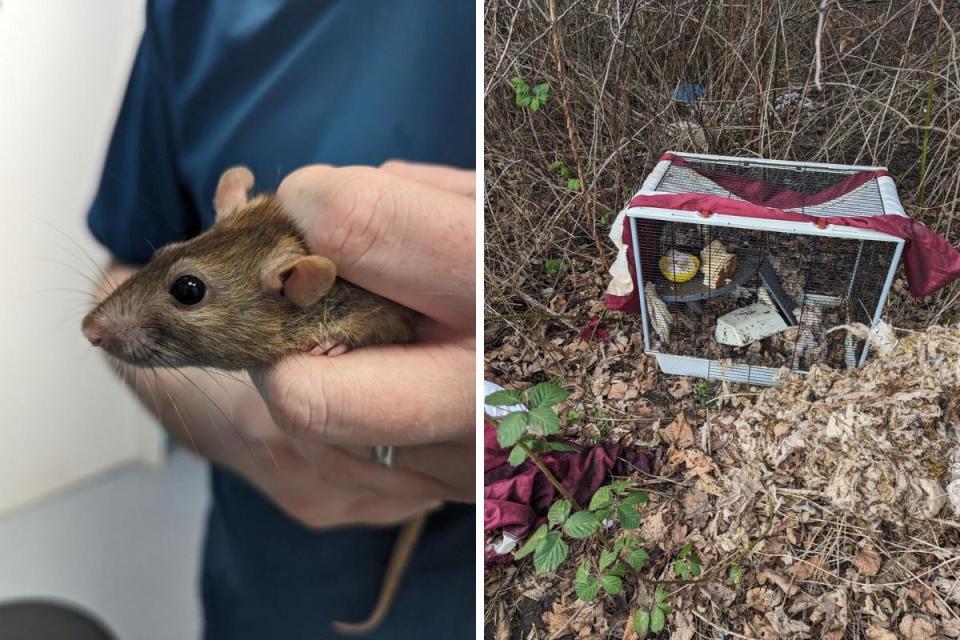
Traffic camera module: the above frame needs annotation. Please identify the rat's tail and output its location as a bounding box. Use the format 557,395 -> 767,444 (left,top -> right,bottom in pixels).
331,514 -> 428,636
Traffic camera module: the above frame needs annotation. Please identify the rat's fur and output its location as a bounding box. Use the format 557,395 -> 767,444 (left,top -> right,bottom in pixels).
82,194 -> 415,370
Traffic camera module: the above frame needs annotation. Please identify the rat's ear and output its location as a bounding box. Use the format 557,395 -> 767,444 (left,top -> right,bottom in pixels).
214,166 -> 255,219
261,254 -> 337,307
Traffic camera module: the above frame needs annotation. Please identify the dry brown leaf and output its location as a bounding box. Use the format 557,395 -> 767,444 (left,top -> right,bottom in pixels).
943,617 -> 960,638
621,612 -> 638,640
608,380 -> 629,400
668,378 -> 693,399
670,611 -> 696,640
789,555 -> 827,581
702,581 -> 736,608
934,577 -> 960,604
661,413 -> 695,448
899,614 -> 938,640
764,609 -> 811,637
746,586 -> 782,612
853,544 -> 882,576
682,490 -> 712,527
758,570 -> 799,596
864,626 -> 897,640
495,602 -> 511,640
640,511 -> 668,545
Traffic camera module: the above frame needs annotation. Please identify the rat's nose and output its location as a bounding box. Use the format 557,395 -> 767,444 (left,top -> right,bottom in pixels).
82,318 -> 105,347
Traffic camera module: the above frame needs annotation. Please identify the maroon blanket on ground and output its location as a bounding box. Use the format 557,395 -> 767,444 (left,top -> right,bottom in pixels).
483,420 -> 652,564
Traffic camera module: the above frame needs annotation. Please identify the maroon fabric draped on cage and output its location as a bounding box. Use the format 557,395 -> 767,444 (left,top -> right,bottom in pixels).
605,157 -> 960,311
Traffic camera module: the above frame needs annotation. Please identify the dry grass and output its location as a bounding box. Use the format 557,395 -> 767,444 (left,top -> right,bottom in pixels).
485,0 -> 960,345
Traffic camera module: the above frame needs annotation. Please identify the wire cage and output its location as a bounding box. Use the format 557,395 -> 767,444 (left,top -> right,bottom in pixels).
625,152 -> 905,386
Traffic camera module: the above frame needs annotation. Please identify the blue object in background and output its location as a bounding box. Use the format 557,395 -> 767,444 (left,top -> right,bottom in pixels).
86,1 -> 474,639
672,82 -> 705,103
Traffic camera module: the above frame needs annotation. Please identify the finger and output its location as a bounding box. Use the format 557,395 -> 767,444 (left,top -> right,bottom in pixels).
276,487 -> 440,528
339,496 -> 441,527
276,165 -> 475,329
251,340 -> 474,447
290,440 -> 466,502
379,160 -> 476,197
236,448 -> 443,526
393,441 -> 475,502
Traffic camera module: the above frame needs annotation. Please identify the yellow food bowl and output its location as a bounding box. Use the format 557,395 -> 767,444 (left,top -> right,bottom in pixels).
658,250 -> 700,283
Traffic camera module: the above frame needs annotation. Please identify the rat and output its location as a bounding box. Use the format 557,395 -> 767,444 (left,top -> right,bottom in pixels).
82,166 -> 424,636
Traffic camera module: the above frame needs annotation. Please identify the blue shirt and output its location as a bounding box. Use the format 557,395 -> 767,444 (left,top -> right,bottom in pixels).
87,2 -> 474,638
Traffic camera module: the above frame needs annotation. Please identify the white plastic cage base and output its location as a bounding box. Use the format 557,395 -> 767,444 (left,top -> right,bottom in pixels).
652,352 -> 786,387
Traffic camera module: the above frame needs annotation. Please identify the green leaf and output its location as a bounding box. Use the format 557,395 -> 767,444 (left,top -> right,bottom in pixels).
548,161 -> 564,173
560,164 -> 571,178
534,82 -> 551,97
510,76 -> 529,92
658,603 -> 672,615
529,97 -> 541,112
544,258 -> 562,276
633,610 -> 650,636
528,406 -> 560,436
690,558 -> 702,577
516,94 -> 532,107
562,511 -> 600,539
675,543 -> 702,578
728,564 -> 743,585
565,409 -> 582,421
496,411 -> 529,448
593,506 -> 615,521
611,479 -> 632,492
567,178 -> 581,190
588,486 -> 613,511
622,491 -> 648,506
514,524 -> 548,560
655,587 -> 667,603
600,574 -> 622,595
608,561 -> 627,577
533,531 -> 568,574
598,549 -> 616,572
545,441 -> 577,453
626,548 -> 649,571
618,503 -> 642,530
574,562 -> 599,601
547,499 -> 571,526
527,439 -> 547,453
528,382 -> 569,409
507,444 -> 528,466
650,606 -> 666,633
484,389 -> 523,407
622,533 -> 643,550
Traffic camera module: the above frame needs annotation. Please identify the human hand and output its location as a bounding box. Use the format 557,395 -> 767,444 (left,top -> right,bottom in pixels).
251,160 -> 476,507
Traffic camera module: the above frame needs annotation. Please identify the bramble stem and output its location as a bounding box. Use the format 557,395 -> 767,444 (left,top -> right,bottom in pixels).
519,441 -> 581,509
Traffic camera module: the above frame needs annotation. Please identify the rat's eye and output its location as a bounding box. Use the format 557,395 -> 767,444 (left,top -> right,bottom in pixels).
170,275 -> 206,305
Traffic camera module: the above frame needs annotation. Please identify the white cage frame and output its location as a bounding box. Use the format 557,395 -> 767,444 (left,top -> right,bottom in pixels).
627,152 -> 906,386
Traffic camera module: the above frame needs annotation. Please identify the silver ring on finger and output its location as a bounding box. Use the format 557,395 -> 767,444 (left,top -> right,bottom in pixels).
373,445 -> 395,468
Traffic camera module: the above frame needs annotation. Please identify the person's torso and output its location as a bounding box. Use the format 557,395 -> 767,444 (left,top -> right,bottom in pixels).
152,0 -> 475,226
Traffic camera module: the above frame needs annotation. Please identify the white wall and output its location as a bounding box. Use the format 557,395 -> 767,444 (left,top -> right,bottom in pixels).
0,0 -> 165,515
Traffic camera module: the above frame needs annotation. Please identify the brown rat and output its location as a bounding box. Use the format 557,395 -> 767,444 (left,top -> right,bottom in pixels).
82,166 -> 424,636
82,166 -> 416,369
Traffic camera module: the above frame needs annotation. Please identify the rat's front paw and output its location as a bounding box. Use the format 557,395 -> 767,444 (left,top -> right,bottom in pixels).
307,340 -> 350,357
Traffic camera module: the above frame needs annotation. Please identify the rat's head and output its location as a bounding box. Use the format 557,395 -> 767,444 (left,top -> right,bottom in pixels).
81,167 -> 337,370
